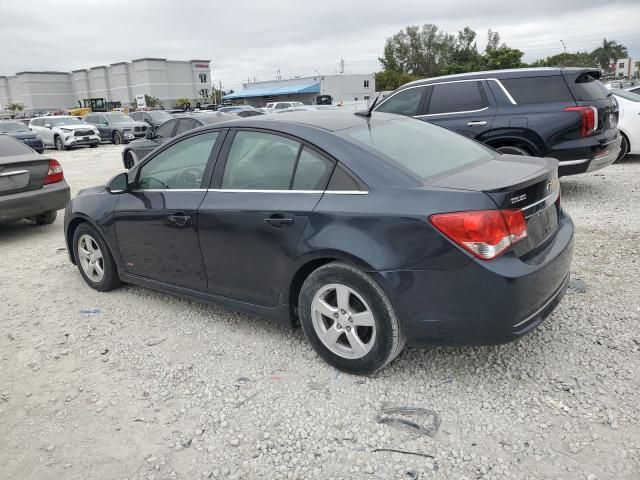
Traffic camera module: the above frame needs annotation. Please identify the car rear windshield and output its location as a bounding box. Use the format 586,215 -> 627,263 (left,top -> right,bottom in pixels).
344,118 -> 495,180
0,121 -> 29,133
564,72 -> 609,101
0,134 -> 33,156
501,76 -> 573,104
148,111 -> 172,122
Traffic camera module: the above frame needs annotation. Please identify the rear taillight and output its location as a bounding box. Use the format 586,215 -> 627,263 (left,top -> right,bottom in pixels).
563,106 -> 598,137
43,159 -> 64,184
430,209 -> 528,260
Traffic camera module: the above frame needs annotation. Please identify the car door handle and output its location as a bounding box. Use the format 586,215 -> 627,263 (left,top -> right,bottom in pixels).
467,121 -> 488,126
264,214 -> 294,228
167,213 -> 191,227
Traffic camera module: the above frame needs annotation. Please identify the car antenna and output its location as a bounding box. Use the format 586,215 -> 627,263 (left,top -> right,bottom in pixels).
355,93 -> 381,118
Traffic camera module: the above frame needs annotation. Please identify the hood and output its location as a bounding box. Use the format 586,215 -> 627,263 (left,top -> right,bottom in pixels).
57,124 -> 97,131
77,185 -> 107,196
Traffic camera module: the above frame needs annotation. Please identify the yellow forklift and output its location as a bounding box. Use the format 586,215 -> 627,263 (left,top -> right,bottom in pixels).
69,98 -> 124,117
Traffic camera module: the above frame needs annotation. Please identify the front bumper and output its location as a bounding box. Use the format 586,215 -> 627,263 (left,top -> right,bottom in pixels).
0,180 -> 70,223
374,213 -> 574,347
64,134 -> 100,147
20,138 -> 44,151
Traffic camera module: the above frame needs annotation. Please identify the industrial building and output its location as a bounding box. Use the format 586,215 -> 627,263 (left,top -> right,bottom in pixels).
0,58 -> 211,113
223,74 -> 375,107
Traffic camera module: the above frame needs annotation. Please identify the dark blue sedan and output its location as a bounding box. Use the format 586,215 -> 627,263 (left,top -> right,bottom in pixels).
63,111 -> 573,374
0,120 -> 44,153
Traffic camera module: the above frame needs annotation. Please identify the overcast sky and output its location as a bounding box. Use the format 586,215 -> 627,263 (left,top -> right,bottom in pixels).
2,0 -> 639,89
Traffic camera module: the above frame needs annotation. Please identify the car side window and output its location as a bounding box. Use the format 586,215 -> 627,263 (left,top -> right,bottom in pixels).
221,131 -> 300,190
154,120 -> 177,138
275,103 -> 288,110
427,81 -> 488,114
138,132 -> 219,190
175,119 -> 197,135
291,148 -> 333,190
97,116 -> 107,125
376,87 -> 424,116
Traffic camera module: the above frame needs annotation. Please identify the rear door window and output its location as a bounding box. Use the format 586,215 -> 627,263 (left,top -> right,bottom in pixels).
376,87 -> 424,116
427,81 -> 488,114
291,148 -> 333,190
501,76 -> 573,104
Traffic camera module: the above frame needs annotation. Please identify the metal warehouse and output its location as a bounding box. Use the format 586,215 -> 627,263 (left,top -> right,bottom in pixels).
223,74 -> 375,107
0,58 -> 211,113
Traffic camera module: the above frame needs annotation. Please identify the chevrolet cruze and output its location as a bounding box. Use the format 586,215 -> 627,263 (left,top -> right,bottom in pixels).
64,111 -> 574,374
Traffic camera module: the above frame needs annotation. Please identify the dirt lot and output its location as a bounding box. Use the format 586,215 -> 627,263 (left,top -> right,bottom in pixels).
1,145 -> 639,480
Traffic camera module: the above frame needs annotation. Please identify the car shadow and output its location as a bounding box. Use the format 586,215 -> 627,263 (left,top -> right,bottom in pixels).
0,218 -> 62,242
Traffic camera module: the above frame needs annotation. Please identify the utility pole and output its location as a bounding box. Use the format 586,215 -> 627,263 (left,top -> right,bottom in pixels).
560,40 -> 567,54
339,58 -> 344,74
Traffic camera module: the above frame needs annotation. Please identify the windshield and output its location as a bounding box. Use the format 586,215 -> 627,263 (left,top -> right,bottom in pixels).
345,117 -> 495,180
0,121 -> 30,133
107,113 -> 134,123
147,111 -> 172,122
291,102 -> 304,107
49,117 -> 85,127
612,88 -> 640,102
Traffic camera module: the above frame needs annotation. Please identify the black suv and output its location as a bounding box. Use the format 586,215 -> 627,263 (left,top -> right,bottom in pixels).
374,68 -> 621,176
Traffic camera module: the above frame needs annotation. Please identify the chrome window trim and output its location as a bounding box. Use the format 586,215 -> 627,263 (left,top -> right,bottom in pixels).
131,188 -> 369,195
374,78 -> 517,113
415,106 -> 489,118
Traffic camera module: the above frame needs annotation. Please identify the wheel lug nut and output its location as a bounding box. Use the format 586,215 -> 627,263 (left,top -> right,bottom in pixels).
333,313 -> 339,318
337,324 -> 342,329
348,317 -> 352,322
340,309 -> 346,314
346,326 -> 351,332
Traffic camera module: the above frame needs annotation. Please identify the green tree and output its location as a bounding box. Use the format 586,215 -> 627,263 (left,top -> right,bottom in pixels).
7,102 -> 24,114
374,70 -> 419,90
483,46 -> 524,70
175,97 -> 191,108
144,95 -> 160,108
530,51 -> 597,68
591,39 -> 628,73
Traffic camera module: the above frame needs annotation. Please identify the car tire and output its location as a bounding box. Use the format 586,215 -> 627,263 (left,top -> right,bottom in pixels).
298,262 -> 405,375
616,134 -> 629,162
123,150 -> 136,169
72,222 -> 122,292
90,143 -> 99,149
54,135 -> 66,151
31,210 -> 57,225
495,145 -> 530,156
112,131 -> 123,145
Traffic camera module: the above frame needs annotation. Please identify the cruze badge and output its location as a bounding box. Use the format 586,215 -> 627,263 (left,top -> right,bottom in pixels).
510,193 -> 527,204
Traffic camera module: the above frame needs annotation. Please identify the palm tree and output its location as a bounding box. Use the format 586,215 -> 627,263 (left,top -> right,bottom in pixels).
592,39 -> 629,73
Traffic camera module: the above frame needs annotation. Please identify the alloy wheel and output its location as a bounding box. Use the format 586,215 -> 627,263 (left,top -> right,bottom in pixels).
77,233 -> 105,283
113,132 -> 122,145
55,137 -> 64,150
311,283 -> 376,359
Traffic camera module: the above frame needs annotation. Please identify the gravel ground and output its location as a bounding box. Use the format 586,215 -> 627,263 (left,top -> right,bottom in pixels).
1,145 -> 639,480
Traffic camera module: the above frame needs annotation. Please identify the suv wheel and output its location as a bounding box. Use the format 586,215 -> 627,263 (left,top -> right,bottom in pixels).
496,145 -> 530,156
112,131 -> 123,145
616,134 -> 629,162
123,150 -> 136,169
54,136 -> 66,151
298,262 -> 405,375
72,223 -> 122,292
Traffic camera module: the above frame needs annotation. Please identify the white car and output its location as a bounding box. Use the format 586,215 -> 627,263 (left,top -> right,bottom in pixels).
264,101 -> 305,113
611,89 -> 640,161
29,116 -> 100,150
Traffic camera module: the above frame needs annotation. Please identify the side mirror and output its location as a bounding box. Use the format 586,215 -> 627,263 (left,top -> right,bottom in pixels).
145,130 -> 155,139
108,172 -> 129,193
44,123 -> 52,129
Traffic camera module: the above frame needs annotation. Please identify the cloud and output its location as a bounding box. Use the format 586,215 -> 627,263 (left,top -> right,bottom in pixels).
1,0 -> 639,89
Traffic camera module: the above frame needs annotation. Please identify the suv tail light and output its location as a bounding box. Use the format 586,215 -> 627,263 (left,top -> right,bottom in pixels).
43,159 -> 64,185
564,106 -> 598,137
430,209 -> 528,260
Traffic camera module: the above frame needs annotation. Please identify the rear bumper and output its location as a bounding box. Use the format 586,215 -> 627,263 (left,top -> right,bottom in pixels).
374,213 -> 574,347
551,133 -> 621,176
0,181 -> 70,223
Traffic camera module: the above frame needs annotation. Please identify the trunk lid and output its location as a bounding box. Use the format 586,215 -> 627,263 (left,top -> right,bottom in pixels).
429,155 -> 560,256
0,153 -> 51,197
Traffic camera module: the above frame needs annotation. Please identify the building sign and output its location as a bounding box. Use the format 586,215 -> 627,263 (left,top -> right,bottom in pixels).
193,63 -> 210,70
135,94 -> 146,109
